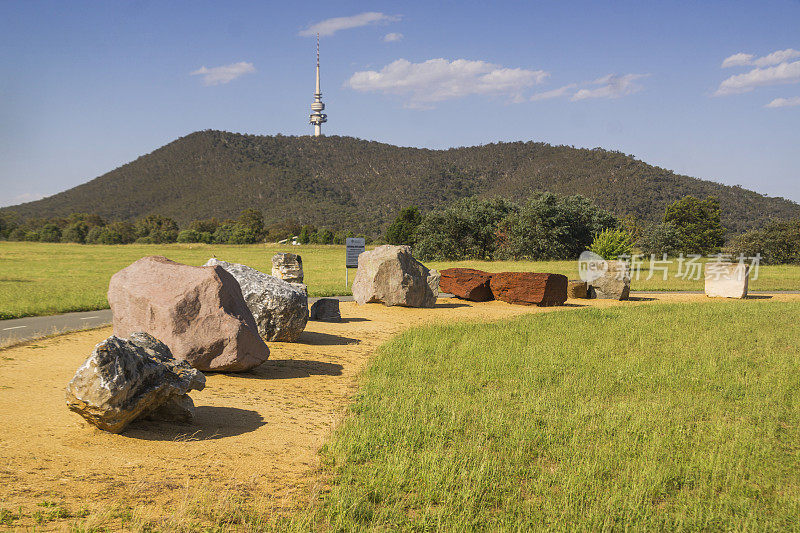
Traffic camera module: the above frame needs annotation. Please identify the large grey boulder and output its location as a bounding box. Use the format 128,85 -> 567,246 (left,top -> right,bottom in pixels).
108,256 -> 269,372
705,262 -> 749,298
272,253 -> 304,284
352,245 -> 440,308
588,260 -> 631,300
205,258 -> 308,342
66,332 -> 206,433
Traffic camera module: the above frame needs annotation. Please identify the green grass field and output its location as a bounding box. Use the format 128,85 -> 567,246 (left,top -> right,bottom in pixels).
1,241 -> 799,319
302,301 -> 800,531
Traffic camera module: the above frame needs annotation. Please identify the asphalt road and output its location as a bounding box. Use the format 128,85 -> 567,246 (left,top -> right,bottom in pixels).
0,296 -> 358,346
1,291 -> 797,347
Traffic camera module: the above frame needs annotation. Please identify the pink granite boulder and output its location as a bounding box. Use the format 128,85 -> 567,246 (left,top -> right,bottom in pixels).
108,256 -> 269,372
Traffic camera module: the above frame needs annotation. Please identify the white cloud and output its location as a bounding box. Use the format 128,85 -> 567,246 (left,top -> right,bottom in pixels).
753,48 -> 800,67
571,73 -> 648,101
722,52 -> 754,68
714,60 -> 800,96
299,12 -> 400,37
383,32 -> 403,42
347,58 -> 548,108
530,84 -> 577,101
723,48 -> 800,68
190,62 -> 255,86
765,96 -> 800,108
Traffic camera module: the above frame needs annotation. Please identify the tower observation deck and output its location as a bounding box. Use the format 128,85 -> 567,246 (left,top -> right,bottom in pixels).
309,34 -> 327,137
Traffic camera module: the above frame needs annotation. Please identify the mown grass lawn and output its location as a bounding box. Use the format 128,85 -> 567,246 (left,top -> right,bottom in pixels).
307,302 -> 800,531
1,241 -> 799,319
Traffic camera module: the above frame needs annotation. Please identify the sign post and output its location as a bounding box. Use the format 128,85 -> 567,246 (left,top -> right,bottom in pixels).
345,237 -> 365,287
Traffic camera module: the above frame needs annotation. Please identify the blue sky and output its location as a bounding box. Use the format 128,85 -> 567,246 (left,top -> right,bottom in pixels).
1,0 -> 799,207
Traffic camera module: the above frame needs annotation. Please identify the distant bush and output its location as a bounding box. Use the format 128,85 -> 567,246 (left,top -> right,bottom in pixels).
62,221 -> 90,243
135,215 -> 179,243
725,219 -> 800,264
416,197 -> 517,261
664,196 -> 725,255
638,222 -> 682,257
496,193 -> 617,260
38,223 -> 62,243
386,206 -> 422,247
590,228 -> 634,260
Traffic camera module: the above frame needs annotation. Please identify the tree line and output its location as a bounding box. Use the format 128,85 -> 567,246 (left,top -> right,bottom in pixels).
384,193 -> 800,264
0,209 -> 371,246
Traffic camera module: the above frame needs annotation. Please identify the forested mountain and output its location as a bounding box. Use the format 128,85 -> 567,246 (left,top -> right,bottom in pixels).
4,130 -> 798,235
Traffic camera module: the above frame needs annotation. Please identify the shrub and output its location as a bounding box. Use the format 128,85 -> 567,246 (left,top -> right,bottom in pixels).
62,222 -> 89,243
24,230 -> 40,242
725,219 -> 800,264
386,206 -> 422,246
589,228 -> 634,260
177,229 -> 200,243
315,228 -> 334,245
38,223 -> 62,243
638,222 -> 682,257
212,224 -> 236,244
228,226 -> 259,244
135,215 -> 179,243
664,196 -> 725,254
8,227 -> 26,241
416,197 -> 517,261
496,193 -> 617,260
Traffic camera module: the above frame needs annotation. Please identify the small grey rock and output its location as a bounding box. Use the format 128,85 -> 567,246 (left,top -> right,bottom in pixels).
310,298 -> 342,322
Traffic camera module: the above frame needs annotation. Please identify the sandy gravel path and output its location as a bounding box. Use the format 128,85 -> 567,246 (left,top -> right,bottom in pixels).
2,294 -> 797,528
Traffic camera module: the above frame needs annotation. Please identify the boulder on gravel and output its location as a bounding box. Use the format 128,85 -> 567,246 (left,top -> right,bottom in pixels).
108,256 -> 269,372
567,280 -> 588,299
489,272 -> 568,306
271,253 -> 304,284
352,245 -> 439,308
705,262 -> 749,298
66,332 -> 206,433
439,268 -> 493,301
587,260 -> 630,300
205,258 -> 308,341
310,298 -> 342,322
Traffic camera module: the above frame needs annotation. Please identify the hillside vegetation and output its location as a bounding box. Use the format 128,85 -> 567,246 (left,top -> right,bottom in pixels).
3,130 -> 798,235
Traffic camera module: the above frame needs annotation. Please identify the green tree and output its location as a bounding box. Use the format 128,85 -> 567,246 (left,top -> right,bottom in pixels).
298,225 -> 316,245
416,197 -> 517,261
0,212 -> 20,239
386,206 -> 422,246
62,221 -> 89,243
638,222 -> 682,257
664,196 -> 725,254
496,193 -> 617,260
237,209 -> 265,240
135,215 -> 179,243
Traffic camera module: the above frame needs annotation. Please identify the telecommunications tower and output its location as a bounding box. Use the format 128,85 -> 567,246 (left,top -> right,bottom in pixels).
309,33 -> 327,136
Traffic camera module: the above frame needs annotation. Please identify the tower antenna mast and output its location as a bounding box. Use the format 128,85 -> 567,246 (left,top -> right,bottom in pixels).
309,33 -> 327,136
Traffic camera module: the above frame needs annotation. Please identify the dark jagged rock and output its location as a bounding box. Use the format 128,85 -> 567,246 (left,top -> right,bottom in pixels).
66,332 -> 205,433
310,298 -> 342,322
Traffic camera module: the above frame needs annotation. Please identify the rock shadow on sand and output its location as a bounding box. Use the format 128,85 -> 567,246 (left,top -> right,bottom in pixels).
246,358 -> 344,380
297,331 -> 360,346
123,406 -> 265,441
